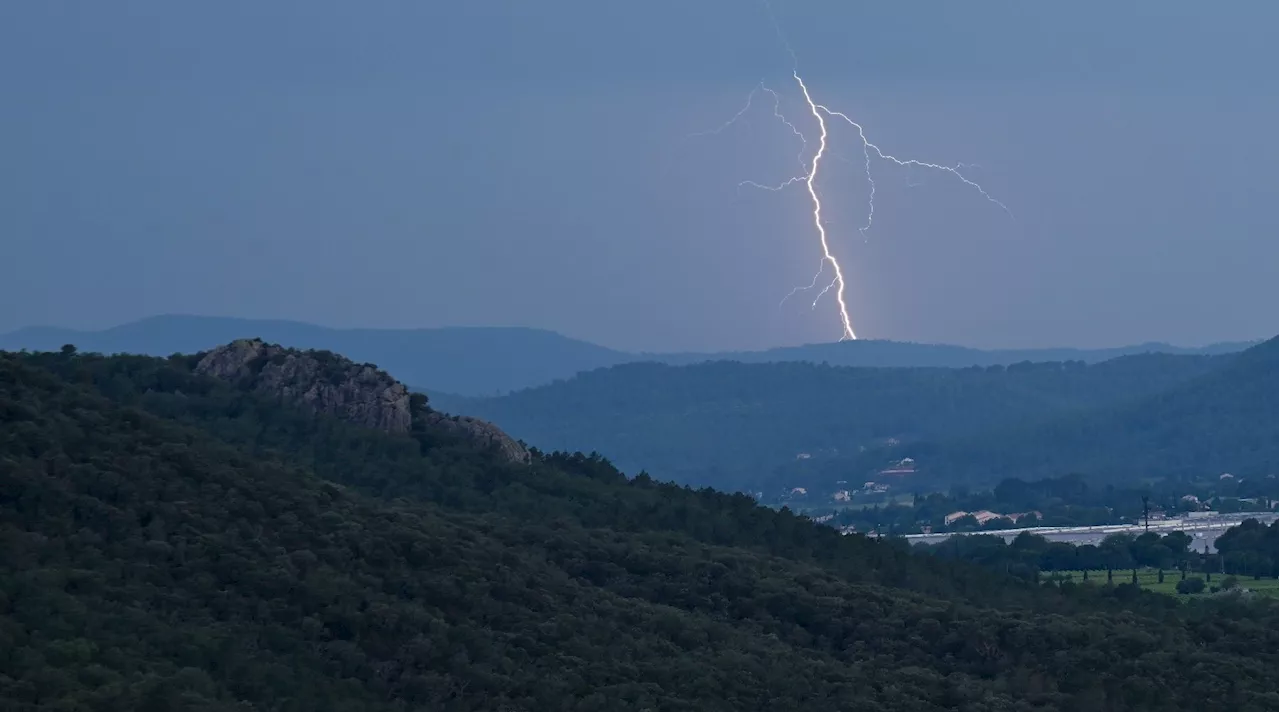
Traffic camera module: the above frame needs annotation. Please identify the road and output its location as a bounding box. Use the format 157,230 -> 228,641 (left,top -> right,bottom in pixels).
901,512 -> 1278,554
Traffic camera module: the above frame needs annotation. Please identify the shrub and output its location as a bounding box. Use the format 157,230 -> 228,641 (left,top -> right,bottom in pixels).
1176,578 -> 1206,595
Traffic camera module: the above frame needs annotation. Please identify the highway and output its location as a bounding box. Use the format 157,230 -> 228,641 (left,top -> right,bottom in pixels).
901,512 -> 1279,554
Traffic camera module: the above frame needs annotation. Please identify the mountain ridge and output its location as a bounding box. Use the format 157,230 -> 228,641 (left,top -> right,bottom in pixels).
426,347 -> 1267,491
0,314 -> 1261,396
887,336 -> 1279,484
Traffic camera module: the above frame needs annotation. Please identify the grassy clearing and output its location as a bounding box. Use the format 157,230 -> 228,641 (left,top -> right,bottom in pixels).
1049,568 -> 1279,598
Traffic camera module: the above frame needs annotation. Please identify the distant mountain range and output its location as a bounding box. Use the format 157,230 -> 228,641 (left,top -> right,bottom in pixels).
0,316 -> 626,397
429,343 -> 1276,492
430,353 -> 1239,491
875,335 -> 1280,486
0,314 -> 1261,396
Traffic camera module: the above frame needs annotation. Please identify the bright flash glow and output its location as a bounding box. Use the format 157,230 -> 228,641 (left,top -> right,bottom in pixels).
694,3 -> 1013,341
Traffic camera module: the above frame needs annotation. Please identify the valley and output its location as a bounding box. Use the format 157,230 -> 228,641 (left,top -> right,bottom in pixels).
4,4 -> 1272,709
904,511 -> 1280,553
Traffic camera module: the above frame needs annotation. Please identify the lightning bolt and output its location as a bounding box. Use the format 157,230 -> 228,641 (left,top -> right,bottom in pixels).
816,103 -> 1013,219
692,1 -> 1013,341
793,71 -> 856,340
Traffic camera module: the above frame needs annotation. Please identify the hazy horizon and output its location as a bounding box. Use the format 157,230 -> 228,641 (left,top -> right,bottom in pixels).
2,1 -> 1275,351
1,312 -> 1269,355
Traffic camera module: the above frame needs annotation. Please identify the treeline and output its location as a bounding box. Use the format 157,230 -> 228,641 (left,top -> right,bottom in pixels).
1,347 -> 1276,711
918,519 -> 1280,582
922,531 -> 1193,579
1215,518 -> 1280,577
824,473 -> 1277,535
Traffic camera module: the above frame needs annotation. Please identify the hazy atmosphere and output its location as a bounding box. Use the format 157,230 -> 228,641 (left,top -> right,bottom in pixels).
2,1 -> 1275,351
2,4 -> 1277,708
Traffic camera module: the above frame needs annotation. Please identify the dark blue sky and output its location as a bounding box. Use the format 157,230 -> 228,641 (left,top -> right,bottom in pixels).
2,1 -> 1274,351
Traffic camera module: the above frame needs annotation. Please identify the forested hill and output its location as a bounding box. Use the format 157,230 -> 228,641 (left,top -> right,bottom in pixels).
2,345 -> 1276,710
881,336 -> 1280,484
428,350 -> 1240,490
0,314 -> 1256,395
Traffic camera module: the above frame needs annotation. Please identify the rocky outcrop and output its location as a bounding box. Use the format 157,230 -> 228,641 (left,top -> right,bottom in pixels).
195,339 -> 412,433
421,411 -> 530,465
193,338 -> 529,464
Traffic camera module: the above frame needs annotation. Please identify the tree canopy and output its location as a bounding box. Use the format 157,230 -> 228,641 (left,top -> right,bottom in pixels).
1,347 -> 1276,711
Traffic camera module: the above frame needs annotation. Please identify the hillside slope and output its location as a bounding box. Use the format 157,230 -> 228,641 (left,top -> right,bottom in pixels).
1,346 -> 1275,711
898,336 -> 1280,484
1,314 -> 1256,395
429,351 -> 1238,490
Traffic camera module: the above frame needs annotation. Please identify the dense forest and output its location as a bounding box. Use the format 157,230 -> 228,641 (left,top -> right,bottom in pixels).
924,530 -> 1205,577
431,349 -> 1247,491
1215,518 -> 1280,578
1,346 -> 1276,711
918,521 -> 1279,581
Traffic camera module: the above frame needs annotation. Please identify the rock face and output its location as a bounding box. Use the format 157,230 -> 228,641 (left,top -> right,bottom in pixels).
193,339 -> 529,464
421,411 -> 531,465
195,339 -> 413,433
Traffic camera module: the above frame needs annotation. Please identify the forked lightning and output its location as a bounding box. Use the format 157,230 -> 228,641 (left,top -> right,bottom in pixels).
696,3 -> 1012,341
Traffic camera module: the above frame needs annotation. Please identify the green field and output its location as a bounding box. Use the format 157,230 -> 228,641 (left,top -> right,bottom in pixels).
1049,569 -> 1279,598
